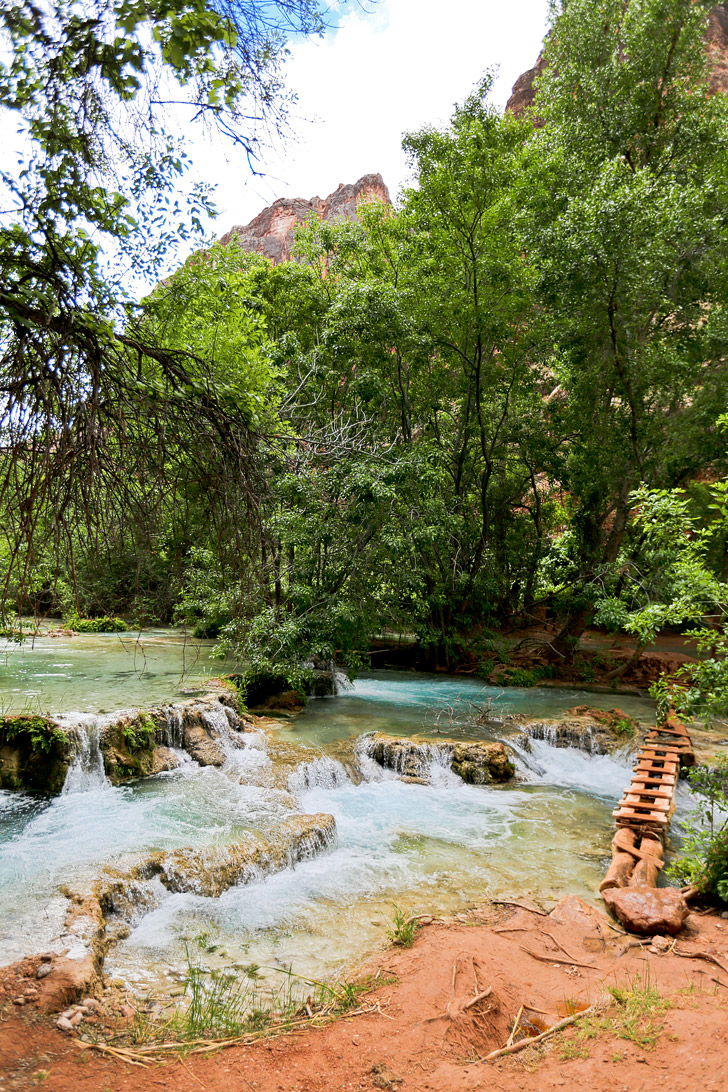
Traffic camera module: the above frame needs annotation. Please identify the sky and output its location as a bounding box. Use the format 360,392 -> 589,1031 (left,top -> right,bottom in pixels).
0,0 -> 551,289
189,0 -> 550,238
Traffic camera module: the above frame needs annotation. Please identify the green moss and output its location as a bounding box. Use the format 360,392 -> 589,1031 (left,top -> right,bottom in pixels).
121,712 -> 157,754
0,716 -> 66,753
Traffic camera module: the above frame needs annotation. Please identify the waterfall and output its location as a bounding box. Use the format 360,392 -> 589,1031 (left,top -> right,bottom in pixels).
357,734 -> 460,785
201,705 -> 246,753
155,708 -> 184,749
521,719 -> 600,754
334,670 -> 353,694
61,719 -> 111,794
288,755 -> 351,794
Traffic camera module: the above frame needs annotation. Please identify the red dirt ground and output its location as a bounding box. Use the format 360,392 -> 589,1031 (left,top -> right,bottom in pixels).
2,897 -> 728,1092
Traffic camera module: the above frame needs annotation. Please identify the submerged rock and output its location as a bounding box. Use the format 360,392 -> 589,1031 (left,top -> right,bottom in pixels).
97,812 -> 337,918
159,813 -> 337,897
362,733 -> 515,784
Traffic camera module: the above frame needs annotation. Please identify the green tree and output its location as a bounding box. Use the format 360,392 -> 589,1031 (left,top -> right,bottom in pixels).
0,0 -> 328,619
526,0 -> 728,657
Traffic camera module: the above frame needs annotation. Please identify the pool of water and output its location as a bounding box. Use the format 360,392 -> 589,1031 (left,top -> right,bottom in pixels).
280,669 -> 655,748
0,629 -> 232,714
0,656 -> 661,993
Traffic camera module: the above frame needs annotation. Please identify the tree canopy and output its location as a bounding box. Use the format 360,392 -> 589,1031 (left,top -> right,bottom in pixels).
1,0 -> 727,714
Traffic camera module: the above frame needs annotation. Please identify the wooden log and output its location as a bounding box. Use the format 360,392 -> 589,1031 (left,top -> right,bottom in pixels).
630,834 -> 666,888
600,829 -> 637,893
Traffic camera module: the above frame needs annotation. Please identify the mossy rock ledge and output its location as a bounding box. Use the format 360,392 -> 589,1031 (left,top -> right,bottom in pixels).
0,715 -> 72,793
363,733 -> 515,784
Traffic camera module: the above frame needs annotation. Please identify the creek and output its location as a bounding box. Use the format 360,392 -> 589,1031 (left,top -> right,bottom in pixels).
0,633 -> 664,995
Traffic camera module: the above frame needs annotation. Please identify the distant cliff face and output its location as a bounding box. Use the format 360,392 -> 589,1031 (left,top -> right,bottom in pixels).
506,2 -> 728,117
218,173 -> 391,265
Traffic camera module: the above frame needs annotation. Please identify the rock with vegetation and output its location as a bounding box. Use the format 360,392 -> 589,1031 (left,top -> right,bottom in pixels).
0,716 -> 72,793
517,709 -> 639,755
100,711 -> 159,782
363,734 -> 515,784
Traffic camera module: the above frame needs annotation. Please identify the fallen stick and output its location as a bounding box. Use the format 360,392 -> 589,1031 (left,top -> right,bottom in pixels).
492,900 -> 549,917
505,1004 -> 524,1048
492,926 -> 530,934
482,1006 -> 595,1063
713,978 -> 728,990
519,946 -> 597,971
463,988 -> 494,1012
74,1041 -> 150,1066
544,931 -> 587,964
673,947 -> 728,975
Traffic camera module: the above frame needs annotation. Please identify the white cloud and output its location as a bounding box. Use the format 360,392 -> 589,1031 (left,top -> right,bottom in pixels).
0,1 -> 550,289
190,0 -> 549,233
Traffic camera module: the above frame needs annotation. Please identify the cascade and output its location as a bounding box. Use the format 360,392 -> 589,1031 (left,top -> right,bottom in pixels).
288,755 -> 351,794
156,708 -> 184,749
61,718 -> 111,794
334,670 -> 353,694
522,720 -> 600,753
358,734 -> 457,781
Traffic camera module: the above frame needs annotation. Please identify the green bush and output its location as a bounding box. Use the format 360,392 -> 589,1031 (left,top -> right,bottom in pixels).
489,664 -> 558,688
667,756 -> 728,904
237,661 -> 313,707
66,613 -> 128,633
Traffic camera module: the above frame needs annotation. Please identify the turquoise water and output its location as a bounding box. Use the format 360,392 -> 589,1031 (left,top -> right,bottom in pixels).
0,651 -> 657,989
0,629 -> 232,714
281,669 -> 655,747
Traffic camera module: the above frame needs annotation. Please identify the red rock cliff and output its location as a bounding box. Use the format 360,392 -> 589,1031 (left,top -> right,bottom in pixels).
218,173 -> 391,264
506,2 -> 728,117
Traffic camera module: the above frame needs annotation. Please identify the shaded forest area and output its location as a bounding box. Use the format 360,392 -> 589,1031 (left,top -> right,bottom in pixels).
2,0 -> 728,719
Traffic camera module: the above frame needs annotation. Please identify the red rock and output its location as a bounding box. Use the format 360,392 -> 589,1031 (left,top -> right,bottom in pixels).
218,174 -> 391,265
602,887 -> 689,936
36,956 -> 98,1014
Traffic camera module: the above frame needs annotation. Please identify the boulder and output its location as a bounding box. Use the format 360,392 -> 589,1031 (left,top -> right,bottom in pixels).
362,734 -> 515,784
150,746 -> 181,774
602,887 -> 689,936
182,724 -> 226,766
35,956 -> 98,1014
451,741 -> 515,783
0,716 -> 72,793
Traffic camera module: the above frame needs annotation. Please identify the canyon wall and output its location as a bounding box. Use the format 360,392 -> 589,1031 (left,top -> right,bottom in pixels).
218,173 -> 391,264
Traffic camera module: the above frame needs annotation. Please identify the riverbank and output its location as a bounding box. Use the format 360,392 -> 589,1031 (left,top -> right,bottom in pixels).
370,627 -> 699,696
2,896 -> 727,1091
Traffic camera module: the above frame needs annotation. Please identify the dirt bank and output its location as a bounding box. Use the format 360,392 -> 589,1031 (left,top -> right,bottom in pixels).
2,897 -> 727,1092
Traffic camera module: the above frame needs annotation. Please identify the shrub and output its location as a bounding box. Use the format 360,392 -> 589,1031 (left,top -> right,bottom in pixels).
667,755 -> 728,904
66,613 -> 128,633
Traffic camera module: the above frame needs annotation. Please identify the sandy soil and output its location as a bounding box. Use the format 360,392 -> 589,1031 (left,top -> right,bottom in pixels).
2,897 -> 728,1092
